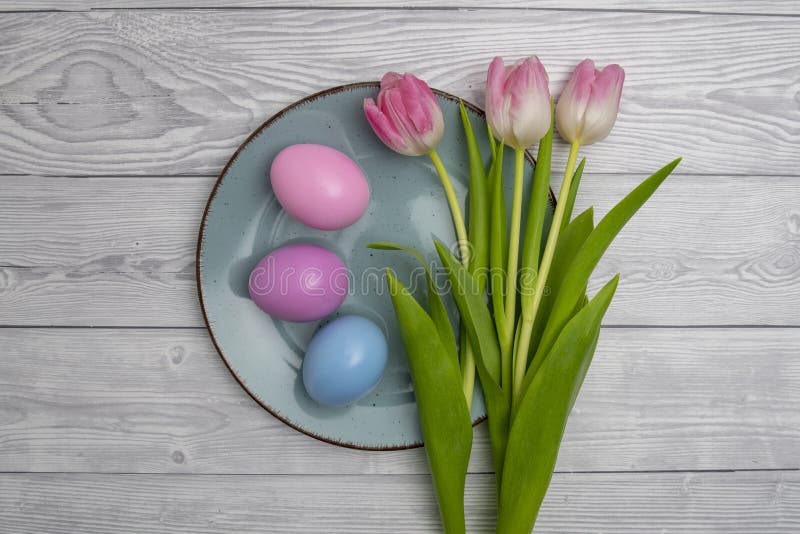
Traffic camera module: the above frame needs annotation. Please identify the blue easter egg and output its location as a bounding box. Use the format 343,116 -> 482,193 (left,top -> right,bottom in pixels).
302,315 -> 388,407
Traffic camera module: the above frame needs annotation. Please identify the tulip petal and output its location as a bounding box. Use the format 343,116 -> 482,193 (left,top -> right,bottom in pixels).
377,72 -> 402,109
364,97 -> 409,154
385,88 -> 426,154
569,59 -> 597,113
486,57 -> 511,142
507,57 -> 551,148
580,64 -> 625,144
410,73 -> 440,114
556,59 -> 597,144
486,57 -> 506,115
364,72 -> 444,156
486,56 -> 551,149
400,75 -> 434,135
380,71 -> 403,90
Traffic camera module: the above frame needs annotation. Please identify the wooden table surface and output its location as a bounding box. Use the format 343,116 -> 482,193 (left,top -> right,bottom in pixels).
1,1 -> 799,532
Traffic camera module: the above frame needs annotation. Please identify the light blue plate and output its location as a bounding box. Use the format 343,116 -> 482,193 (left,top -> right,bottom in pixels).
197,82 -> 543,449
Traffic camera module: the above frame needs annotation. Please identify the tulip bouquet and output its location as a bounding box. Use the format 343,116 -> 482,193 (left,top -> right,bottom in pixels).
364,58 -> 680,533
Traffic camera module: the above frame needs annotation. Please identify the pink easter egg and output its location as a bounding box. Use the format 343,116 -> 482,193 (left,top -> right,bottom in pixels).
270,144 -> 370,230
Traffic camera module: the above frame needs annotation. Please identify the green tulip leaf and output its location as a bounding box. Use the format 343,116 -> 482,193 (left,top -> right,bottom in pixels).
386,270 -> 472,534
497,275 -> 619,534
529,158 -> 681,378
487,122 -> 497,159
559,157 -> 586,232
435,241 -> 510,484
520,101 -> 554,311
570,326 -> 600,411
488,142 -> 508,336
435,242 -> 501,384
367,242 -> 457,365
525,207 -> 594,375
459,101 -> 489,283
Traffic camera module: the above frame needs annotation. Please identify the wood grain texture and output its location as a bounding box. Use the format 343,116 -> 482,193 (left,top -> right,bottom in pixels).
1,4 -> 798,532
2,174 -> 799,327
0,1 -> 798,15
0,10 -> 798,176
1,327 -> 797,474
0,471 -> 798,533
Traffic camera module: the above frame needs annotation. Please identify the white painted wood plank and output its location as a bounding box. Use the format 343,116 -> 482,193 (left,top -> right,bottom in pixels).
0,1 -> 798,15
0,177 -> 203,270
0,471 -> 797,533
0,10 -> 797,176
2,174 -> 799,327
1,327 -> 797,474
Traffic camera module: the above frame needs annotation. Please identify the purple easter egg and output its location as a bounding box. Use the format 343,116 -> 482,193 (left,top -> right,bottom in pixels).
248,243 -> 348,322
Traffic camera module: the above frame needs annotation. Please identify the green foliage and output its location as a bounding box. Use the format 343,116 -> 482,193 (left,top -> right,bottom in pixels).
525,207 -> 594,378
489,142 -> 508,338
460,101 -> 489,282
527,158 -> 682,389
497,276 -> 619,533
372,95 -> 680,533
559,157 -> 586,232
367,242 -> 458,365
436,242 -> 509,482
520,103 -> 554,313
386,270 -> 472,534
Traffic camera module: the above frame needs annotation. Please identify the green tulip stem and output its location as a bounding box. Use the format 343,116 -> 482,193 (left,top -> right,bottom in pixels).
429,150 -> 470,266
502,148 -> 527,358
429,148 -> 476,409
512,141 -> 581,406
461,338 -> 476,411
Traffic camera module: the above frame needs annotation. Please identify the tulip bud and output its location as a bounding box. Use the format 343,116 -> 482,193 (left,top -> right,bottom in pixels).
556,59 -> 625,145
363,72 -> 445,156
485,56 -> 551,150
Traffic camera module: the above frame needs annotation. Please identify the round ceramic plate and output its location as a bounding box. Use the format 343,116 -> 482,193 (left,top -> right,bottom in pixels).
197,82 -> 542,449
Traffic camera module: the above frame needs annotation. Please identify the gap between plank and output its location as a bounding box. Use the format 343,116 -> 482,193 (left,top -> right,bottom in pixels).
0,467 -> 797,476
0,6 -> 797,18
3,173 -> 800,179
1,324 -> 799,330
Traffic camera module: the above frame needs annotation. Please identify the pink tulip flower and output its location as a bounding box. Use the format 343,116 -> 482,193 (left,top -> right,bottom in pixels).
363,72 -> 445,156
556,59 -> 625,145
485,56 -> 551,150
